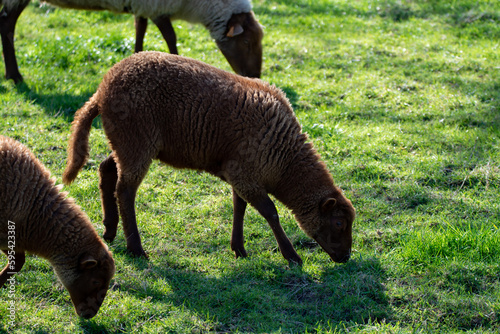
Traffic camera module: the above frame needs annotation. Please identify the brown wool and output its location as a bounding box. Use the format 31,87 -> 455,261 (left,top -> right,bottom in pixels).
63,52 -> 355,264
0,135 -> 115,318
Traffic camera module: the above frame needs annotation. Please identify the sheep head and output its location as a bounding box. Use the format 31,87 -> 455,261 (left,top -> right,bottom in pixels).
302,196 -> 355,263
55,248 -> 115,319
216,11 -> 263,78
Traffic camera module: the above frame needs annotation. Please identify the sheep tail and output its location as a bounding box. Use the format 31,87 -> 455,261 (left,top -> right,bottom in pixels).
62,95 -> 100,185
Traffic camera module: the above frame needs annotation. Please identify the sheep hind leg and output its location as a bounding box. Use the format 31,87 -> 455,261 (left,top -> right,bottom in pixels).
99,154 -> 119,243
116,167 -> 151,258
0,0 -> 29,83
134,16 -> 147,53
0,250 -> 25,288
152,15 -> 178,54
231,189 -> 248,258
252,195 -> 303,266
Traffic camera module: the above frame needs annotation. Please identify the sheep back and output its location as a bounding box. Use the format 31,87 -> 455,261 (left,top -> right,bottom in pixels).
96,52 -> 300,201
5,0 -> 253,41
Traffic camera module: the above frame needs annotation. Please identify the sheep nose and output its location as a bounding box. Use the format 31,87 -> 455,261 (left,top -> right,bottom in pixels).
79,309 -> 97,319
339,252 -> 351,263
245,70 -> 261,78
333,250 -> 351,263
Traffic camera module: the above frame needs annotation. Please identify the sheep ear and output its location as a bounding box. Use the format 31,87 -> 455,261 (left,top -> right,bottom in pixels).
80,255 -> 98,270
227,24 -> 244,37
321,198 -> 337,212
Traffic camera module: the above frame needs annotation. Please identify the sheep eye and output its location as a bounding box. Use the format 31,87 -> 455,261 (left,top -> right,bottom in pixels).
336,221 -> 343,228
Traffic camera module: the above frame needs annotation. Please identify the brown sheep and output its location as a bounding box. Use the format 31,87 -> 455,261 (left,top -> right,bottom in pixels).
0,0 -> 263,83
0,135 -> 115,318
63,51 -> 356,265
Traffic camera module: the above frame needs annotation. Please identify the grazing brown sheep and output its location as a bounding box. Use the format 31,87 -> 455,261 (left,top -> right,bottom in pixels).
0,0 -> 263,83
63,51 -> 355,265
0,135 -> 115,319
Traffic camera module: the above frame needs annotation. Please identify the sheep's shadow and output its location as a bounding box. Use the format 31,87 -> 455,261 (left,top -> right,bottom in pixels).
77,320 -> 116,334
88,252 -> 389,332
13,81 -> 93,122
280,85 -> 300,109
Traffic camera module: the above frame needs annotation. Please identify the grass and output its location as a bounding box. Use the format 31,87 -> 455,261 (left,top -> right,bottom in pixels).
0,0 -> 499,332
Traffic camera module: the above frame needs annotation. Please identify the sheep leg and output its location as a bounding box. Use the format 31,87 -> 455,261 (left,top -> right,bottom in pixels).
116,171 -> 150,258
0,0 -> 29,83
231,189 -> 248,258
252,196 -> 303,265
152,15 -> 178,54
99,154 -> 119,243
134,16 -> 148,53
0,250 -> 25,288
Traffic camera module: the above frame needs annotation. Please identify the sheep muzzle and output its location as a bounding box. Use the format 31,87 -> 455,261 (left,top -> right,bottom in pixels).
73,287 -> 108,319
313,233 -> 352,264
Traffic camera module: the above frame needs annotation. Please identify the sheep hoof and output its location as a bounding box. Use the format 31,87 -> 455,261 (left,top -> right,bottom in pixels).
127,248 -> 149,259
234,249 -> 248,258
287,256 -> 303,267
102,231 -> 116,243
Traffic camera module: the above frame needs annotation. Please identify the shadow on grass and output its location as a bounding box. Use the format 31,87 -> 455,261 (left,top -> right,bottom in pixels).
77,320 -> 115,334
106,253 -> 389,332
13,81 -> 93,122
280,85 -> 300,109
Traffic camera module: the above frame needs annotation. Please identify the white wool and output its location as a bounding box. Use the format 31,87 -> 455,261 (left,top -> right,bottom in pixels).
3,0 -> 252,40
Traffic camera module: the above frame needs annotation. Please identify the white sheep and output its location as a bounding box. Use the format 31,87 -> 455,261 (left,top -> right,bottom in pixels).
0,0 -> 263,82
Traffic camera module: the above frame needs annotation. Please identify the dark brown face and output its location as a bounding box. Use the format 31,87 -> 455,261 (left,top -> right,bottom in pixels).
216,12 -> 263,78
312,198 -> 355,263
63,251 -> 115,319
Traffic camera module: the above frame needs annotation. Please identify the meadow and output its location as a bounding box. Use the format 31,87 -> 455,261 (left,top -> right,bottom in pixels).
0,0 -> 499,332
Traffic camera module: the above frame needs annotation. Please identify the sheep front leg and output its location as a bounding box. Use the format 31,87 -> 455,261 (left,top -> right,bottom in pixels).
99,155 -> 119,243
253,196 -> 303,265
134,16 -> 148,53
0,0 -> 29,83
0,250 -> 25,288
231,189 -> 248,258
152,15 -> 178,54
116,174 -> 148,258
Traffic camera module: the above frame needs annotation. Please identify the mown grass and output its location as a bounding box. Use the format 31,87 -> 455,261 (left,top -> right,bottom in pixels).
0,0 -> 499,332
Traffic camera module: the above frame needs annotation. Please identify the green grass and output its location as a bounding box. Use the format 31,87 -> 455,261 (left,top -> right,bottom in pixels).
1,0 -> 499,332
